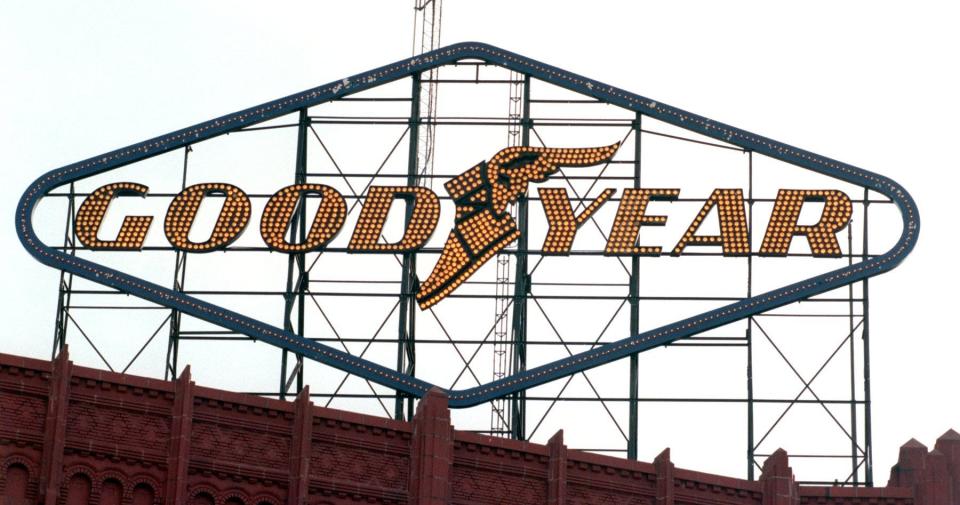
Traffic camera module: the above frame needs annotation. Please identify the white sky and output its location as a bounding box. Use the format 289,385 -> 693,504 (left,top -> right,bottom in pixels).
2,0 -> 958,484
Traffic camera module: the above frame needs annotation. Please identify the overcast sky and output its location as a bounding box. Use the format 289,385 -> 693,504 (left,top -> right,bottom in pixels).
2,0 -> 958,483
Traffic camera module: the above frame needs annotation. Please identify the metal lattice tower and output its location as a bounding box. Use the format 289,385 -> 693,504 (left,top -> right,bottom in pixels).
412,0 -> 442,188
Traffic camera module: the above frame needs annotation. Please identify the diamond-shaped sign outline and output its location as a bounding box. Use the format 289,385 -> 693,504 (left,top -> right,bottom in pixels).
16,43 -> 919,408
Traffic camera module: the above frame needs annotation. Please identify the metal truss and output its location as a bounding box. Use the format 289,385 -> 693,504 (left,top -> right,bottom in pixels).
412,0 -> 442,190
29,44 -> 915,485
490,70 -> 526,438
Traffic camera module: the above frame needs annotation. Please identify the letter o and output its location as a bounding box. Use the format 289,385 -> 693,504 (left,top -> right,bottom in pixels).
261,184 -> 346,252
164,183 -> 251,252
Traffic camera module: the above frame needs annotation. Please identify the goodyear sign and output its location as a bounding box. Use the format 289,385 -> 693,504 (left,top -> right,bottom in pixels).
16,43 -> 918,406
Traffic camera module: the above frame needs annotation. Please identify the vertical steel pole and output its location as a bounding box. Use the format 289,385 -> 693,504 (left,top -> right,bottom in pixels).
281,109 -> 309,400
746,151 -> 756,480
165,251 -> 185,380
396,74 -> 422,421
52,182 -> 77,358
510,75 -> 531,440
295,109 -> 309,395
848,220 -> 859,484
627,113 -> 642,460
165,146 -> 190,380
862,188 -> 873,485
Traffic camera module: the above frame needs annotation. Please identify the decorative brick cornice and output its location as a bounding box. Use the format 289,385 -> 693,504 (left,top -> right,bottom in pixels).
0,351 -> 945,505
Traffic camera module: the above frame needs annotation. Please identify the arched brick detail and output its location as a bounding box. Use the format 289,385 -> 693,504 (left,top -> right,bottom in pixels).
98,469 -> 130,492
129,474 -> 162,505
188,484 -> 219,505
250,494 -> 281,505
1,454 -> 39,476
218,488 -> 249,505
61,465 -> 96,497
62,465 -> 95,481
99,476 -> 125,505
132,482 -> 158,505
0,453 -> 39,494
61,469 -> 93,505
1,455 -> 36,501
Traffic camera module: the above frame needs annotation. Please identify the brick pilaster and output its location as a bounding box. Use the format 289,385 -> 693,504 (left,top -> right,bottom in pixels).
547,430 -> 567,505
654,448 -> 674,505
288,386 -> 313,505
889,436 -> 956,504
934,429 -> 960,505
164,366 -> 194,505
759,449 -> 798,505
38,347 -> 71,505
408,388 -> 452,505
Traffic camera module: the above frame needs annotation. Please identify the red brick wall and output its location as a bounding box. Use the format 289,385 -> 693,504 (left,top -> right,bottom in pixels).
0,350 -> 951,505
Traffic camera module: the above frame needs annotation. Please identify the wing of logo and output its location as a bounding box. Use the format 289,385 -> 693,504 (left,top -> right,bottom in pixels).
417,144 -> 620,309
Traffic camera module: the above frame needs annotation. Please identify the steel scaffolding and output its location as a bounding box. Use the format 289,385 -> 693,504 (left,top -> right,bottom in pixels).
45,60 -> 881,485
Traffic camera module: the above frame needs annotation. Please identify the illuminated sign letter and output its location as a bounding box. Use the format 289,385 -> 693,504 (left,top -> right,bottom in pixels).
538,187 -> 616,254
759,189 -> 853,257
75,182 -> 153,250
605,188 -> 680,255
261,184 -> 347,252
347,186 -> 440,252
672,189 -> 749,256
164,183 -> 251,252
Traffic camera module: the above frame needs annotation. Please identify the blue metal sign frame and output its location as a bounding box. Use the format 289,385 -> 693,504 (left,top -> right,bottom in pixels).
16,43 -> 919,408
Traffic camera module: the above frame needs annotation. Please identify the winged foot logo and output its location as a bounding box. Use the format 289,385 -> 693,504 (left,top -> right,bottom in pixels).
15,43 -> 919,406
418,144 -> 620,308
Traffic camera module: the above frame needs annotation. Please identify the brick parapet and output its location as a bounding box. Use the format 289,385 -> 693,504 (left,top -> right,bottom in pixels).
0,351 -> 949,505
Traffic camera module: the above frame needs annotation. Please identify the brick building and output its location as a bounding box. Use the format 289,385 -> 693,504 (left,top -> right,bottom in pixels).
0,350 -> 955,504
